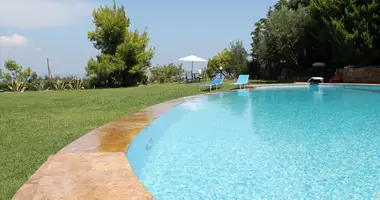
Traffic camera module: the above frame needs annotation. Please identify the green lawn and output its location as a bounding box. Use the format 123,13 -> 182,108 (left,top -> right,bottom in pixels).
0,82 -> 233,200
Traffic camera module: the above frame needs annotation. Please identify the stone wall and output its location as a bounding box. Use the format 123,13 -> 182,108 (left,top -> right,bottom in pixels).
337,68 -> 380,83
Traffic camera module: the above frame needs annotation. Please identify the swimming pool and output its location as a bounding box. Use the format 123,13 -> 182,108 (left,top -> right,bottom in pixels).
127,85 -> 380,199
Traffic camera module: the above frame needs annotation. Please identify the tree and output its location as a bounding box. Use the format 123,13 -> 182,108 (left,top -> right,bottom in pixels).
86,1 -> 154,87
88,3 -> 129,55
85,54 -> 125,87
228,40 -> 249,76
206,40 -> 249,78
266,6 -> 310,68
206,49 -> 230,77
250,18 -> 271,78
309,0 -> 380,66
308,0 -> 356,66
250,0 -> 380,80
287,0 -> 312,10
2,60 -> 36,82
3,60 -> 22,81
250,3 -> 311,78
248,52 -> 261,79
116,29 -> 155,86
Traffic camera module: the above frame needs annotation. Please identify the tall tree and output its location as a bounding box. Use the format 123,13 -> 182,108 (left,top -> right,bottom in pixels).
250,0 -> 380,80
250,5 -> 310,79
267,6 -> 310,68
228,40 -> 249,76
250,18 -> 270,78
86,1 -> 154,87
116,29 -> 155,86
310,0 -> 380,66
85,54 -> 125,86
88,2 -> 129,55
287,0 -> 312,9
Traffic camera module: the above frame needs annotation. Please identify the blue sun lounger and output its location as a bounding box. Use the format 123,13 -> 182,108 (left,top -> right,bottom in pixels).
231,75 -> 249,89
200,77 -> 224,91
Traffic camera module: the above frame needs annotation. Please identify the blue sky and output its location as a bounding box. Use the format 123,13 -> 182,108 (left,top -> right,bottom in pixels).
0,0 -> 277,76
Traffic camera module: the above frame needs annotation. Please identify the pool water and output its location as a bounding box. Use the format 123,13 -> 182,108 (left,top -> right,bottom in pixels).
127,85 -> 380,199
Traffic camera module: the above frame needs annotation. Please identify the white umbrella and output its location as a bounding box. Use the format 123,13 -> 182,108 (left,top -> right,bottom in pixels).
178,55 -> 207,73
312,62 -> 326,78
312,62 -> 326,68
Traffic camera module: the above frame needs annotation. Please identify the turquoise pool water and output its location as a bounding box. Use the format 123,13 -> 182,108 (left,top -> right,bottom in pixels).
127,85 -> 380,199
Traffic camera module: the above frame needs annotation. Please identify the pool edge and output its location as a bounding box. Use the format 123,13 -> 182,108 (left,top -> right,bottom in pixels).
11,94 -> 205,200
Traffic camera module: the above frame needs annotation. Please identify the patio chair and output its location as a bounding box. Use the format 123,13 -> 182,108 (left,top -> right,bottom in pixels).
231,75 -> 249,89
200,77 -> 224,92
184,71 -> 194,83
307,77 -> 324,83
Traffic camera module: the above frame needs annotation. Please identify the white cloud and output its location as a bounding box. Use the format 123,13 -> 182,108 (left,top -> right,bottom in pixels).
0,0 -> 99,28
0,34 -> 28,46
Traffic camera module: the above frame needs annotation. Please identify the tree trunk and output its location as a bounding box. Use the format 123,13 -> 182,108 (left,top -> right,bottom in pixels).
108,75 -> 113,88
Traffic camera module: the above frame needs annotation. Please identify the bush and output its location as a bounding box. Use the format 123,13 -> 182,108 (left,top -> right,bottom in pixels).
0,82 -> 8,92
1,76 -> 102,92
67,78 -> 85,90
83,78 -> 93,89
8,80 -> 27,92
26,78 -> 50,91
149,63 -> 184,84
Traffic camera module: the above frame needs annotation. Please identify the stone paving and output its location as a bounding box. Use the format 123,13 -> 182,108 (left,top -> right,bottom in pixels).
13,153 -> 153,200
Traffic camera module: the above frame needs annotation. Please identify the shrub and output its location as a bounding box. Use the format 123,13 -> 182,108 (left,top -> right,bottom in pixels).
25,78 -> 50,91
2,76 -> 101,92
0,82 -> 8,92
8,80 -> 27,92
53,79 -> 69,90
149,63 -> 184,84
33,80 -> 50,91
67,78 -> 85,90
83,78 -> 93,89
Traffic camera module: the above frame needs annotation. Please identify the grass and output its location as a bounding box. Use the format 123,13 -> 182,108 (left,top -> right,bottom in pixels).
0,81 -> 234,200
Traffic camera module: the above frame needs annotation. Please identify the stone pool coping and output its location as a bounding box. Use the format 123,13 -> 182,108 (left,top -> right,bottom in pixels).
12,82 -> 380,200
12,95 -> 202,200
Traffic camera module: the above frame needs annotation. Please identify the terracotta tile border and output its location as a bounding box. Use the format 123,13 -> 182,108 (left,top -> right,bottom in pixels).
12,82 -> 380,200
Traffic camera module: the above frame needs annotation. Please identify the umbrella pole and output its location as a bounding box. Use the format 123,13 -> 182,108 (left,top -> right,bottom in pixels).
192,61 -> 194,73
191,61 -> 194,81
